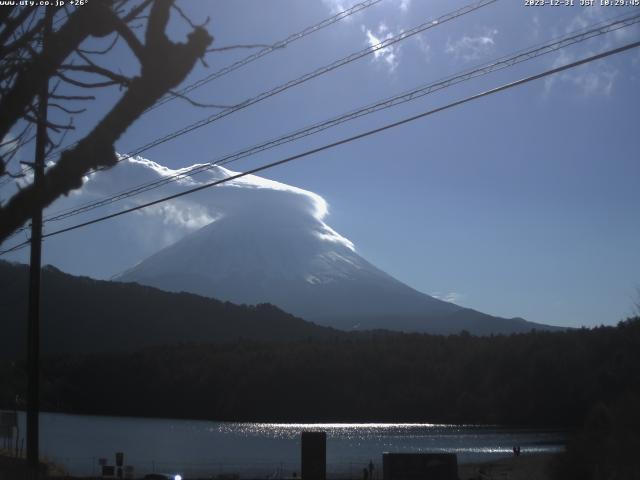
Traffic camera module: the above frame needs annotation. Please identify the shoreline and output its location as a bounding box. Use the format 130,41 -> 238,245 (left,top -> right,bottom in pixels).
458,452 -> 557,480
1,450 -> 560,480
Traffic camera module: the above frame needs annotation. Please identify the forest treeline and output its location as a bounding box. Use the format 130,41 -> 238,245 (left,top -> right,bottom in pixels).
1,317 -> 638,427
0,261 -> 344,359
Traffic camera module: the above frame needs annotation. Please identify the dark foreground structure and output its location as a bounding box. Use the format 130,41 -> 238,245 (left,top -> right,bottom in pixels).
383,453 -> 458,480
1,431 -> 460,480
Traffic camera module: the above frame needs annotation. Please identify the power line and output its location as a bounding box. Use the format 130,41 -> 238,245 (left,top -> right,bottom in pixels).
103,0 -> 498,164
3,39 -> 638,257
18,0 -> 501,222
19,0 -> 499,186
149,0 -> 385,112
1,0 -> 502,245
0,0 -> 385,187
33,11 -> 640,227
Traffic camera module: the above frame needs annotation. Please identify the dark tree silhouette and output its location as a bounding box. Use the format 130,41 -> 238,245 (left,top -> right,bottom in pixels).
0,0 -> 213,244
2,259 -> 639,425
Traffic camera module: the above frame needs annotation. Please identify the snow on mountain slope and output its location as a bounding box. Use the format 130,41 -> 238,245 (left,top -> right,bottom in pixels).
4,155 -> 553,333
111,159 -> 552,334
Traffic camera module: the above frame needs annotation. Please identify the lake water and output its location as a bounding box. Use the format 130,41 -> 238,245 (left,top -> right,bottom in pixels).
7,411 -> 566,478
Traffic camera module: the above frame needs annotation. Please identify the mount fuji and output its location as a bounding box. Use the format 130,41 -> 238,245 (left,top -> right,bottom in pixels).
113,159 -> 557,335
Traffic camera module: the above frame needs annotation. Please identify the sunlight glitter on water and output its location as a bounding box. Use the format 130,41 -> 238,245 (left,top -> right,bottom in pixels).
14,412 -> 567,476
218,423 -> 463,439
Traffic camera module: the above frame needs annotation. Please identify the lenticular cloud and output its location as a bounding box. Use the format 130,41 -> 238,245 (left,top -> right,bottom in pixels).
3,156 -> 353,278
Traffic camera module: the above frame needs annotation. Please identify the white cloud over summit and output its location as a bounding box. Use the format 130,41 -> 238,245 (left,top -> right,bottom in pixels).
108,157 -> 352,248
4,156 -> 354,278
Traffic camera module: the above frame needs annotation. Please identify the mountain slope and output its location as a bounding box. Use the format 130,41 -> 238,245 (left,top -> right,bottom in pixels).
118,206 -> 558,335
0,260 -> 342,360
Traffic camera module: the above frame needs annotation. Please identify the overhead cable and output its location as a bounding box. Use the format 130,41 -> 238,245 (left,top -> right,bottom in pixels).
3,38 -> 638,256
37,12 -> 640,225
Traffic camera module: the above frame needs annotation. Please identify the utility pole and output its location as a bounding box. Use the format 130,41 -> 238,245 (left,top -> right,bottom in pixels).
26,8 -> 52,478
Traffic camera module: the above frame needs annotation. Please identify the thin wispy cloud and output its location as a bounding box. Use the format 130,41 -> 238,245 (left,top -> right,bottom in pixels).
531,15 -> 540,40
415,34 -> 431,63
322,0 -> 411,14
445,28 -> 498,62
633,49 -> 640,70
563,2 -> 639,42
570,66 -> 617,96
321,0 -> 357,16
544,48 -> 618,97
543,5 -> 639,96
565,3 -> 606,33
362,23 -> 400,72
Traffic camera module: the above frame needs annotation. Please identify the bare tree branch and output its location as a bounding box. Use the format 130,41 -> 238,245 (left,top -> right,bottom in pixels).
171,3 -> 209,29
207,43 -> 278,53
49,103 -> 87,115
55,71 -> 122,89
49,93 -> 97,101
1,15 -> 46,58
122,0 -> 155,22
113,18 -> 145,59
0,5 -> 15,28
77,33 -> 119,55
0,0 -> 213,243
59,63 -> 132,86
24,114 -> 75,133
0,1 -> 120,144
0,8 -> 34,48
167,89 -> 233,109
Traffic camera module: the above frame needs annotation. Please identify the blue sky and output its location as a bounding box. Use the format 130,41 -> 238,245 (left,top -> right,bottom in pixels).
2,0 -> 640,328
